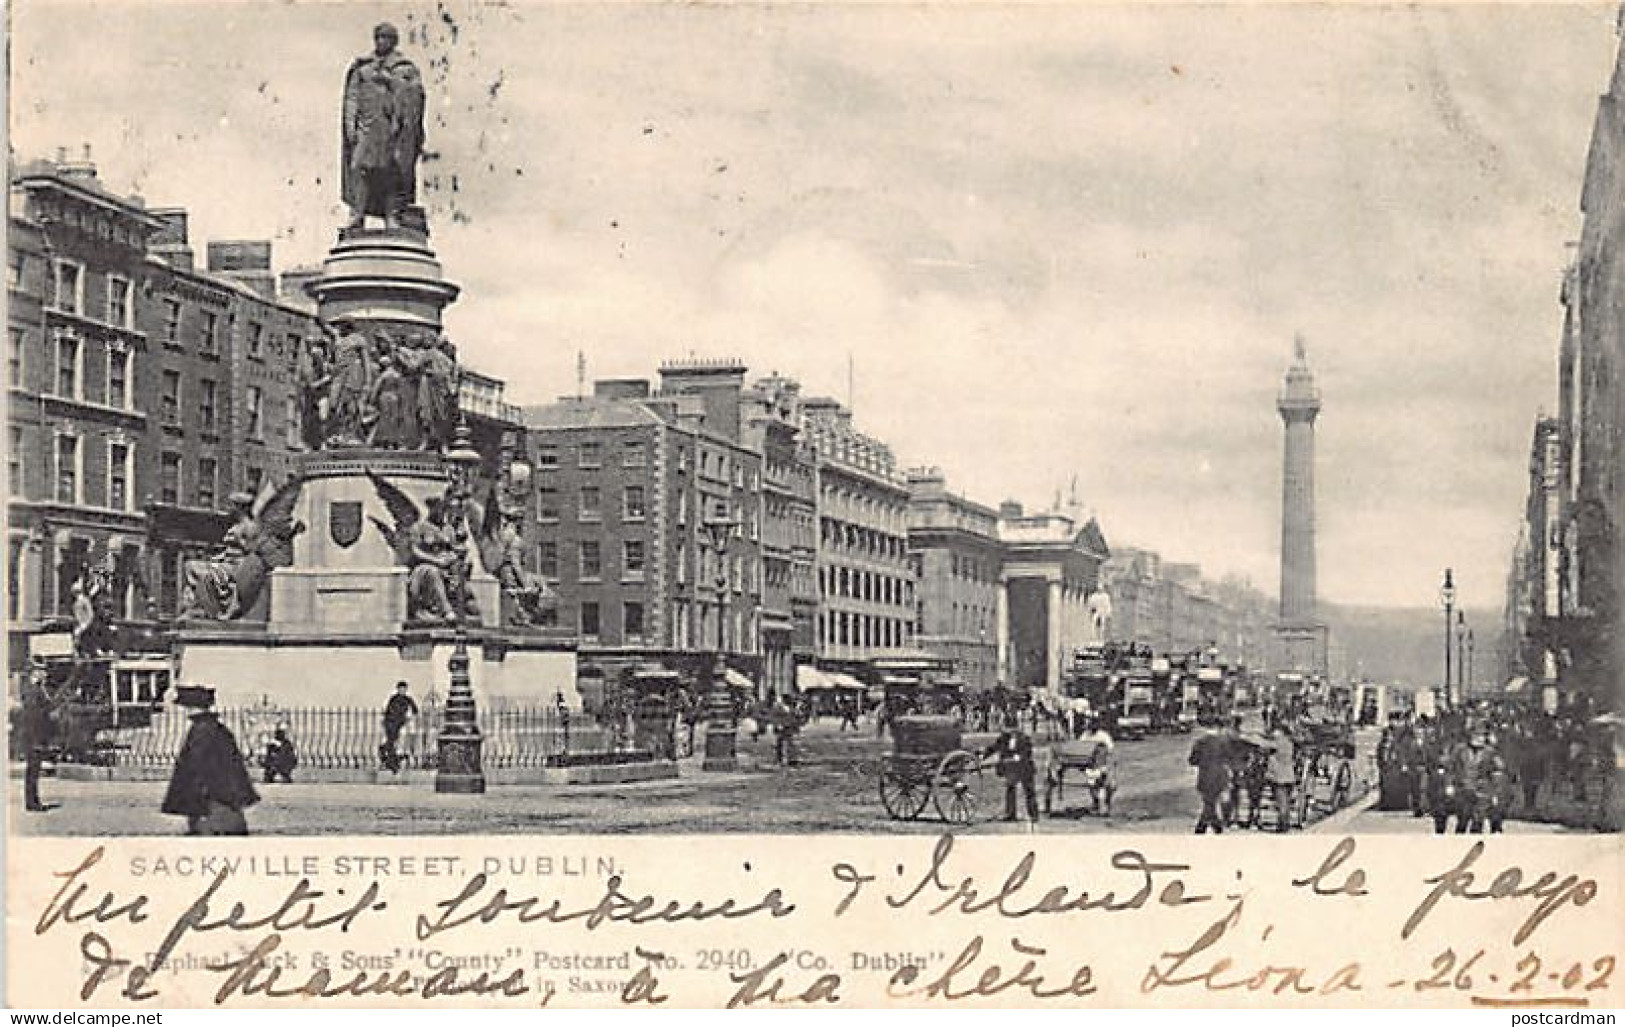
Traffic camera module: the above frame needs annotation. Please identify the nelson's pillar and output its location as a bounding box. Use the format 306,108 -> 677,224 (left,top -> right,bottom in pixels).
1275,337 -> 1330,679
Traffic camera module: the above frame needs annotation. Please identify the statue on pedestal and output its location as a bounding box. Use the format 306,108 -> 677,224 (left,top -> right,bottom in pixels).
418,334 -> 460,452
342,22 -> 424,230
367,335 -> 419,449
490,504 -> 556,627
323,319 -> 377,447
368,471 -> 484,625
181,481 -> 305,621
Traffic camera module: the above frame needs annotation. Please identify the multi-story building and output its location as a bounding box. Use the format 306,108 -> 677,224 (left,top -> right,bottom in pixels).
209,241 -> 315,496
743,374 -> 817,697
524,364 -> 764,688
1101,546 -> 1272,668
996,500 -> 1109,692
1506,35 -> 1625,711
8,152 -> 163,647
138,218 -> 321,616
906,467 -> 1002,689
142,209 -> 239,617
1512,418 -> 1567,687
649,360 -> 764,682
803,398 -> 917,680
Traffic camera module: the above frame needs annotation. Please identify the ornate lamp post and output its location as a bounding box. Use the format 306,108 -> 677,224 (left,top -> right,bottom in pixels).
1439,568 -> 1455,709
436,416 -> 485,794
1466,628 -> 1475,693
701,503 -> 739,772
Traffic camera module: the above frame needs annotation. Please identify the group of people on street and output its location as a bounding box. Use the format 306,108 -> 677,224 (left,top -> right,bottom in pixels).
1377,700 -> 1617,833
1189,718 -> 1302,834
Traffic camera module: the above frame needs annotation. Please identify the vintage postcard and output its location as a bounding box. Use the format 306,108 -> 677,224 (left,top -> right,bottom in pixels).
4,0 -> 1623,1010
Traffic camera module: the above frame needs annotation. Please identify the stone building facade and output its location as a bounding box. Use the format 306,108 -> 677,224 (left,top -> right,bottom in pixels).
1507,36 -> 1625,711
523,365 -> 764,686
906,467 -> 1001,689
7,154 -> 162,648
803,398 -> 918,678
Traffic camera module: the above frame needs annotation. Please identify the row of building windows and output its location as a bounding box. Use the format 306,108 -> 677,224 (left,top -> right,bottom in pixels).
44,259 -> 135,330
535,439 -> 647,470
950,553 -> 997,584
538,484 -> 647,522
576,599 -> 645,641
535,437 -> 763,490
817,609 -> 913,650
818,564 -> 914,607
14,332 -> 298,448
819,517 -> 908,561
819,481 -> 908,531
7,423 -> 274,512
15,332 -> 137,411
8,428 -> 135,511
535,539 -> 647,581
948,601 -> 994,637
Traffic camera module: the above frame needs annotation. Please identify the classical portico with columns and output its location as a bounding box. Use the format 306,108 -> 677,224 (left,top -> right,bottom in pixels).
993,501 -> 1111,694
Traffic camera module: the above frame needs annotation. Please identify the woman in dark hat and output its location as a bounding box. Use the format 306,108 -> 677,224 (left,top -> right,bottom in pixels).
161,686 -> 260,835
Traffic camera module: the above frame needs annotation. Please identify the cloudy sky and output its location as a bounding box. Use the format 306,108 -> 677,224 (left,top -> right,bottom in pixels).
11,2 -> 1620,612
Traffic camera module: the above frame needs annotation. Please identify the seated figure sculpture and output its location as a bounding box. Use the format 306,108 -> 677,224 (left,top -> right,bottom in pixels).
181,483 -> 304,621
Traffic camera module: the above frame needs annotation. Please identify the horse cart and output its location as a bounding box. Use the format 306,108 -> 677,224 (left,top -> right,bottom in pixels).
878,714 -> 993,824
1294,719 -> 1357,823
1042,737 -> 1115,817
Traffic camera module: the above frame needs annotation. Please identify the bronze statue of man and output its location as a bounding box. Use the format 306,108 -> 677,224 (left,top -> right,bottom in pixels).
342,22 -> 424,229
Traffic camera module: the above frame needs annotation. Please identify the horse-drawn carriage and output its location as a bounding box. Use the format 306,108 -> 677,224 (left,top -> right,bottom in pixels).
877,714 -> 994,824
1293,718 -> 1357,822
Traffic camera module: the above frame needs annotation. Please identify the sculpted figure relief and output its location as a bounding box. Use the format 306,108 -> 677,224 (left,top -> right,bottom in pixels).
492,509 -> 555,627
368,472 -> 482,625
342,22 -> 424,229
181,481 -> 304,621
324,319 -> 376,447
300,322 -> 464,452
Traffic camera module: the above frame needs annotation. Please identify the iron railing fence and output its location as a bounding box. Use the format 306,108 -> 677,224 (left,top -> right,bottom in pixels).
106,695 -> 630,773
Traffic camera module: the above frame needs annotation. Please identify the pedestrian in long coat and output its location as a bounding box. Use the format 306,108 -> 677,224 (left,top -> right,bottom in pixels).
1189,729 -> 1232,834
162,686 -> 259,835
20,661 -> 56,812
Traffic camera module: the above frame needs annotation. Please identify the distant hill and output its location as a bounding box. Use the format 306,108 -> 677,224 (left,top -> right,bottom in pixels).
1324,604 -> 1503,688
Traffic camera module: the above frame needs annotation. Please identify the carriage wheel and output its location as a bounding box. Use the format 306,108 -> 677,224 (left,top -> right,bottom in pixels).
879,764 -> 931,821
1332,760 -> 1353,809
933,750 -> 985,825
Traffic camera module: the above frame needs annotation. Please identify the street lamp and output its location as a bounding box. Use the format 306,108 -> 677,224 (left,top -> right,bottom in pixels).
1439,568 -> 1455,709
436,414 -> 486,794
1466,628 -> 1475,692
701,501 -> 739,772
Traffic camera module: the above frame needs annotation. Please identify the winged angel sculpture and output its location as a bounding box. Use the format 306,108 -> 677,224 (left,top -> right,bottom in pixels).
366,471 -> 555,626
367,471 -> 483,624
181,479 -> 305,621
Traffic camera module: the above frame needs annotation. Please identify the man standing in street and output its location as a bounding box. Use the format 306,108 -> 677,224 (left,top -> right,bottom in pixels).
1190,726 -> 1232,834
380,680 -> 418,773
1266,724 -> 1298,832
984,725 -> 1038,823
162,686 -> 259,835
19,659 -> 56,812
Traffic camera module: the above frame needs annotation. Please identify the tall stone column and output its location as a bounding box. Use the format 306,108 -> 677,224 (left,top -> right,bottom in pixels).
1047,578 -> 1063,694
995,579 -> 1010,686
1276,336 -> 1326,675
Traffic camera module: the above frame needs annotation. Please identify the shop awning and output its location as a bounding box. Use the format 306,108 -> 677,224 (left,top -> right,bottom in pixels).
1504,676 -> 1528,694
828,672 -> 865,690
724,668 -> 756,691
796,665 -> 835,691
